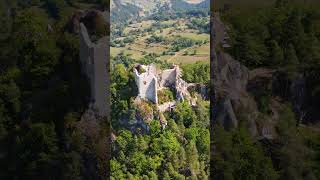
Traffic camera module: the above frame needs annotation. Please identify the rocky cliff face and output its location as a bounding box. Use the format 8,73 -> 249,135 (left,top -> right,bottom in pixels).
212,14 -> 281,138
213,49 -> 260,135
213,49 -> 319,138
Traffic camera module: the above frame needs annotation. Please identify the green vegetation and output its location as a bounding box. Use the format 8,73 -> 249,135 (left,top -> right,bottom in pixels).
146,35 -> 167,44
213,104 -> 320,179
171,37 -> 200,52
187,17 -> 210,33
213,125 -> 279,180
181,61 -> 210,83
158,88 -> 175,105
223,0 -> 320,71
111,100 -> 210,179
0,0 -> 110,179
150,8 -> 209,21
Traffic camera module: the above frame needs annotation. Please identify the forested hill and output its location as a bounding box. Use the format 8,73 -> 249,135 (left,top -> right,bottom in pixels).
111,0 -> 209,25
0,0 -> 109,179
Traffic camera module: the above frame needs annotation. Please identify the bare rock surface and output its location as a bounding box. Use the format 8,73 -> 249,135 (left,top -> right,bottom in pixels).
213,50 -> 259,135
65,9 -> 109,35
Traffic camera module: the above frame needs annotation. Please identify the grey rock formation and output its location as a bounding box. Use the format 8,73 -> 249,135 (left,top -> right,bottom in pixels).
158,101 -> 176,112
214,51 -> 259,133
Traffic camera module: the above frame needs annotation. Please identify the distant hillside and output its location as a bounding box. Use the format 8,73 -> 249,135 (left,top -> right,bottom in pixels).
171,0 -> 209,11
111,0 -> 209,24
111,1 -> 141,24
111,0 -> 170,12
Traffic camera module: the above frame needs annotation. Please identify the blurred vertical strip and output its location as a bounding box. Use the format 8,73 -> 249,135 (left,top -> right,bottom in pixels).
0,0 -> 111,179
106,0 -> 111,179
210,0 -> 217,179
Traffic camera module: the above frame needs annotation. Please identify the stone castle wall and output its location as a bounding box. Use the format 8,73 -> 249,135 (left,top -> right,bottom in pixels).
79,23 -> 108,117
160,69 -> 177,87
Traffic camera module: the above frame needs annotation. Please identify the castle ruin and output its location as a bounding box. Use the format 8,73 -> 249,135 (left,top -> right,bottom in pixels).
133,64 -> 190,106
133,64 -> 209,129
79,23 -> 109,117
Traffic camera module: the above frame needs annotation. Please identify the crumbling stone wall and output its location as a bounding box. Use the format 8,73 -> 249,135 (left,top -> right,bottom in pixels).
79,23 -> 108,117
160,69 -> 177,87
176,77 -> 190,101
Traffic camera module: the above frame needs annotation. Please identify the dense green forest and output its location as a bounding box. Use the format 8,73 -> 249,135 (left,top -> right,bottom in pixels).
0,0 -> 109,179
213,0 -> 320,179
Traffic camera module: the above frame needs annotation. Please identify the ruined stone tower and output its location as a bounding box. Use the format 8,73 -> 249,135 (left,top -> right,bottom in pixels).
134,65 -> 158,104
79,23 -> 108,116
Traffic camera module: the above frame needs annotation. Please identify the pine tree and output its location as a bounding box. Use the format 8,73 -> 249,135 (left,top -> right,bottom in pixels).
275,0 -> 289,8
148,171 -> 158,180
269,40 -> 284,66
186,141 -> 200,176
285,43 -> 299,77
163,171 -> 170,180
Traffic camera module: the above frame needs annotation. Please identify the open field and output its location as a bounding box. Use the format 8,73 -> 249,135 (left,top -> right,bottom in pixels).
111,18 -> 210,64
123,20 -> 155,35
170,55 -> 209,64
176,32 -> 209,41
